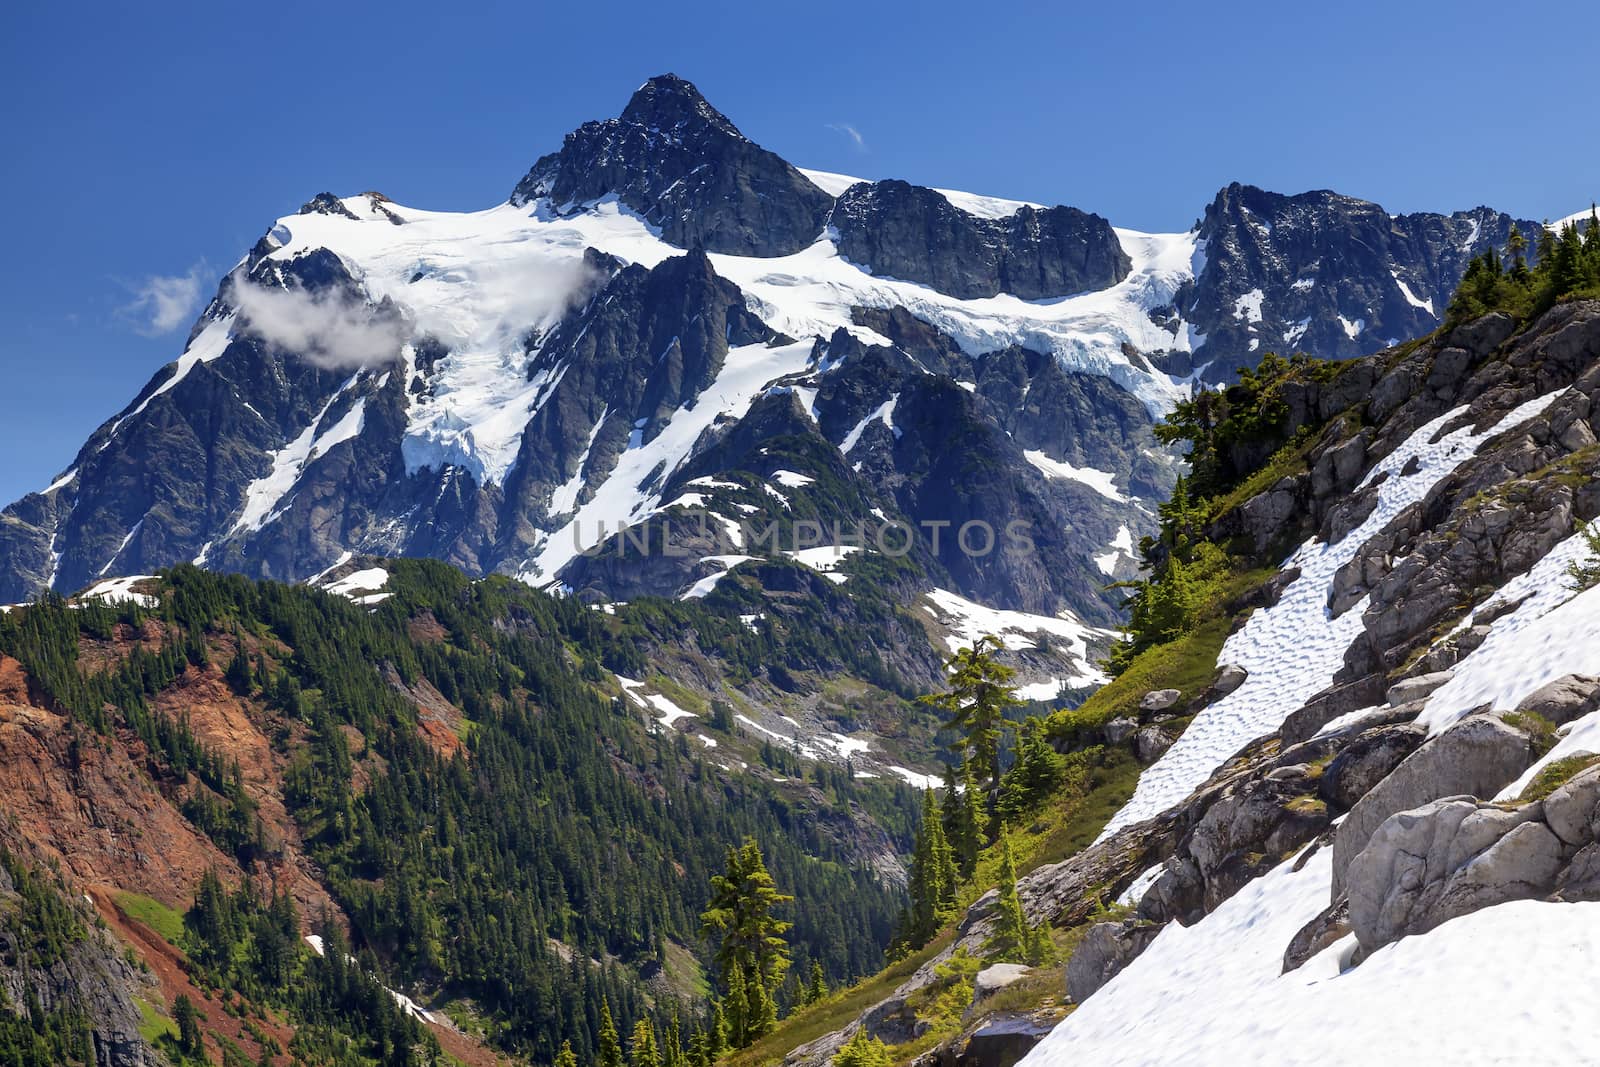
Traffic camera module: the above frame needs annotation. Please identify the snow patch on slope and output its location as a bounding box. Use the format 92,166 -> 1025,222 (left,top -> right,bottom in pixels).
78,575 -> 159,608
1098,389 -> 1567,840
921,588 -> 1110,688
525,339 -> 815,579
1391,271 -> 1435,315
1023,450 -> 1125,502
1421,520 -> 1600,734
1094,524 -> 1136,576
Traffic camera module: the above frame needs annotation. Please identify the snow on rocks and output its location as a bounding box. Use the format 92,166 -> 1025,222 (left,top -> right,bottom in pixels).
1022,450 -> 1125,502
265,186 -> 1202,485
96,315 -> 237,453
679,554 -> 756,599
1098,389 -> 1567,841
1016,678 -> 1069,702
1094,524 -> 1136,576
887,766 -> 944,790
616,675 -> 698,731
839,395 -> 899,452
921,587 -> 1110,670
77,575 -> 159,608
527,340 -> 815,579
770,469 -> 815,489
1420,523 -> 1600,734
230,378 -> 362,535
784,545 -> 860,583
321,566 -> 391,605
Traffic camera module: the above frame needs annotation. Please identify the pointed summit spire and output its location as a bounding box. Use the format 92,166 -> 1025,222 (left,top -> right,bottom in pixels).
509,73 -> 832,257
619,73 -> 742,140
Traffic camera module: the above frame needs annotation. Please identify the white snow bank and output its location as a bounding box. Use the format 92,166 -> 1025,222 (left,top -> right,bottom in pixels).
1094,524 -> 1137,576
921,588 -> 1110,688
616,675 -> 697,729
78,575 -> 158,608
1023,847 -> 1600,1066
1016,678 -> 1069,702
785,544 -> 860,581
322,567 -> 390,606
679,555 -> 756,600
1391,271 -> 1435,315
527,340 -> 815,579
839,395 -> 899,453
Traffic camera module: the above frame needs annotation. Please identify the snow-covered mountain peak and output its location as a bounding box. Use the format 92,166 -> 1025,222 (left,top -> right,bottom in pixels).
0,75 -> 1546,621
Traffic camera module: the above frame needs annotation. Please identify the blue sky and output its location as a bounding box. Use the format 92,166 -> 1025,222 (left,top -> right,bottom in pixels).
1,0 -> 1595,504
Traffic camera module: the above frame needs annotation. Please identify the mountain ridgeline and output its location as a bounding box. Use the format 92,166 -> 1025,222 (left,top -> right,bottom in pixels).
0,74 -> 1539,653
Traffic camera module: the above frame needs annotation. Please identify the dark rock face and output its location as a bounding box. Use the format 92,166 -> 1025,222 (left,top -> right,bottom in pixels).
510,74 -> 833,257
972,344 -> 1173,500
1187,183 -> 1542,380
0,869 -> 158,1066
944,1014 -> 1056,1067
831,179 -> 1130,300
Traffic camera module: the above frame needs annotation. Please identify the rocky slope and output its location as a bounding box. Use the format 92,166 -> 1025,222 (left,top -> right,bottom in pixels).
753,298 -> 1600,1065
0,76 -> 1536,702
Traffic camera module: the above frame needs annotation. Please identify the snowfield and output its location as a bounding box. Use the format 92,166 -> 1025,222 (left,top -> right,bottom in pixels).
1043,384 -> 1600,1062
255,185 -> 1201,515
1022,846 -> 1600,1066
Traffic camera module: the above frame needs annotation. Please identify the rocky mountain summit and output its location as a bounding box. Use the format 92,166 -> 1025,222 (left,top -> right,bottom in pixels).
0,75 -> 1537,678
511,73 -> 834,257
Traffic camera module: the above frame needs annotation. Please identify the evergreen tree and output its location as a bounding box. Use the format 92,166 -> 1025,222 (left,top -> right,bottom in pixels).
174,993 -> 203,1056
598,1001 -> 625,1067
920,637 -> 1020,829
900,789 -> 959,948
700,838 -> 793,1039
999,717 -> 1068,824
225,639 -> 253,694
984,838 -> 1052,965
662,1015 -> 684,1067
555,1040 -> 579,1067
706,998 -> 729,1062
723,963 -> 748,1049
832,1027 -> 892,1067
746,965 -> 778,1041
942,758 -> 985,879
1508,223 -> 1530,281
807,960 -> 828,1005
628,1018 -> 661,1067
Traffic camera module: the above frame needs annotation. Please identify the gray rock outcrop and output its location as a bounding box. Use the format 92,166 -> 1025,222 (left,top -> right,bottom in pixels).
831,179 -> 1130,300
1065,920 -> 1161,1004
1331,712 -> 1538,896
1345,797 -> 1564,952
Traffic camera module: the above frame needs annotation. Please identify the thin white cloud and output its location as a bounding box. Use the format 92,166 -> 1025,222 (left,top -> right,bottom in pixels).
123,264 -> 207,336
405,255 -> 604,353
231,254 -> 601,371
827,123 -> 867,151
232,280 -> 405,371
